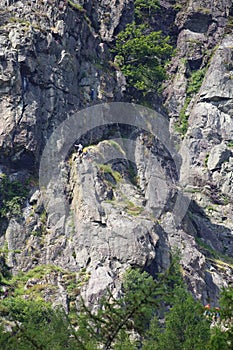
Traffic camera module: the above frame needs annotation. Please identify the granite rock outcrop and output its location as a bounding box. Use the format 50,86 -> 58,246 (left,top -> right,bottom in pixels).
0,0 -> 232,309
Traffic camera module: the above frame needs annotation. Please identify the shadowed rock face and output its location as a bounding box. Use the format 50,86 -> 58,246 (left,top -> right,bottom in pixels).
0,0 -> 232,309
183,12 -> 212,33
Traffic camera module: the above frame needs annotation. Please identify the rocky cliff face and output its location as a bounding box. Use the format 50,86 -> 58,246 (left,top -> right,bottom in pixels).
0,0 -> 232,310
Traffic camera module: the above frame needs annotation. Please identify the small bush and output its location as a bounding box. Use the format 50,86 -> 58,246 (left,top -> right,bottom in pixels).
98,164 -> 122,183
187,68 -> 207,96
176,68 -> 207,135
135,0 -> 160,21
0,174 -> 29,219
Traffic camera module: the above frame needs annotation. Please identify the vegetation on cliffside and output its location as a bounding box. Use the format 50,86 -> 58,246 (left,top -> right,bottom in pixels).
0,255 -> 232,349
0,174 -> 29,220
113,0 -> 174,93
0,0 -> 233,349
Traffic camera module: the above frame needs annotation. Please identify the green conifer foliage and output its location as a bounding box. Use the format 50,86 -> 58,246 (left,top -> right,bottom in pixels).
114,23 -> 173,92
0,256 -> 232,349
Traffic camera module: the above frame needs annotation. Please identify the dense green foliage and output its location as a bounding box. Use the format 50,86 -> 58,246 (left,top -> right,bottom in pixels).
0,255 -> 232,349
0,298 -> 76,350
209,288 -> 233,349
0,174 -> 28,219
142,286 -> 211,350
113,1 -> 173,93
114,24 -> 173,92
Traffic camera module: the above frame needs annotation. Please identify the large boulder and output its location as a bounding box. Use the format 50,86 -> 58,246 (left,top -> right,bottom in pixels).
207,144 -> 231,171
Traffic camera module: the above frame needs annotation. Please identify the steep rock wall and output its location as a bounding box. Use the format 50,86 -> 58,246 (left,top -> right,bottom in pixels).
0,0 -> 232,309
0,0 -> 127,169
164,0 -> 233,302
164,1 -> 233,253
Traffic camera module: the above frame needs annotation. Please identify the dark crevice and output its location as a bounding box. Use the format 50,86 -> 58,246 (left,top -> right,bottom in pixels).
199,95 -> 232,103
183,12 -> 212,33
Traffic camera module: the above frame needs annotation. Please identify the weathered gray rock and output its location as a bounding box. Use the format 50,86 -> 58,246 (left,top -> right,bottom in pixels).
164,0 -> 232,117
0,0 -> 232,309
207,144 -> 231,171
0,0 -> 127,169
163,0 -> 233,304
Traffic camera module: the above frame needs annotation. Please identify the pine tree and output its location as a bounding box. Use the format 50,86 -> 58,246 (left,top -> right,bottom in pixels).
142,286 -> 211,350
209,288 -> 233,350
